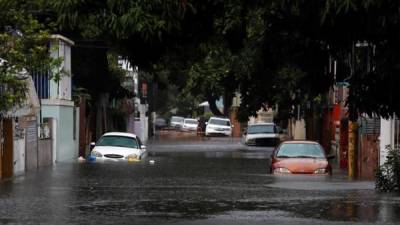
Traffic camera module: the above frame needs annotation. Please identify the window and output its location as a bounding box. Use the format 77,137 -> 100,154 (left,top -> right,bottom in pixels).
277,143 -> 325,158
247,125 -> 276,134
185,119 -> 198,124
209,119 -> 230,126
96,136 -> 139,149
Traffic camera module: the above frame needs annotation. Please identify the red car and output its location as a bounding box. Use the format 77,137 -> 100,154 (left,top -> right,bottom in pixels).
270,140 -> 334,175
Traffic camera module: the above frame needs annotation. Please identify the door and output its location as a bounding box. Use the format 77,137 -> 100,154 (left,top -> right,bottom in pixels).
25,119 -> 38,170
2,118 -> 13,179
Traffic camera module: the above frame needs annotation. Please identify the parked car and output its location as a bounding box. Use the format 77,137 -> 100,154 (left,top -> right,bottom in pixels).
154,118 -> 167,130
182,118 -> 198,131
205,117 -> 233,136
242,123 -> 280,146
90,132 -> 147,162
170,116 -> 184,129
270,140 -> 334,175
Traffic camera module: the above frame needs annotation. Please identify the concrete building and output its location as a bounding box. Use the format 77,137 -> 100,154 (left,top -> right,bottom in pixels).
33,35 -> 79,163
118,58 -> 149,142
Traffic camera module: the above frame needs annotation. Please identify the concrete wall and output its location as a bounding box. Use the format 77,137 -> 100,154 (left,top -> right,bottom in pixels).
13,138 -> 25,175
41,100 -> 79,162
289,119 -> 306,140
38,139 -> 52,167
49,35 -> 73,100
380,119 -> 393,165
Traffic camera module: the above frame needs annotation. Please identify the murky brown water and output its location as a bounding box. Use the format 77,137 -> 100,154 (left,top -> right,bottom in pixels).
0,131 -> 399,225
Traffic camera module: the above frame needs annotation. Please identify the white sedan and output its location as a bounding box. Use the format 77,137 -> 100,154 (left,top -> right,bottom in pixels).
182,118 -> 198,131
90,132 -> 147,162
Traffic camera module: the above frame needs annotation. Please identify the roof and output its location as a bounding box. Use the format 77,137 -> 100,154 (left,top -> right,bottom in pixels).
102,132 -> 137,138
50,34 -> 75,46
184,118 -> 197,121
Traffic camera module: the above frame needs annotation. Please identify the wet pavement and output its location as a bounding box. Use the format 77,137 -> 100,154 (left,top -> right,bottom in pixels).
1,130 -> 400,225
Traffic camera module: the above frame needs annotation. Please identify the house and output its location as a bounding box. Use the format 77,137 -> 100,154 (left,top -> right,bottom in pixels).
118,58 -> 148,142
0,58 -> 42,178
32,34 -> 79,163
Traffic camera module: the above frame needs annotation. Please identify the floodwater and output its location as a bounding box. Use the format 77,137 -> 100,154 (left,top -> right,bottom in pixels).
1,130 -> 400,225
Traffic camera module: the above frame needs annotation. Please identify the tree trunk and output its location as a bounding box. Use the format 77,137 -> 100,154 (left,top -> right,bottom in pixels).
348,120 -> 358,179
223,91 -> 233,117
206,93 -> 224,117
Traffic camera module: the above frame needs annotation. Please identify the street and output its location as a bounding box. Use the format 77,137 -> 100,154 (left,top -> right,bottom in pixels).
0,131 -> 399,225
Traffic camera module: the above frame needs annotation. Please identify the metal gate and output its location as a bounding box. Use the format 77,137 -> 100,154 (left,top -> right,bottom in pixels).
25,120 -> 38,171
359,117 -> 380,180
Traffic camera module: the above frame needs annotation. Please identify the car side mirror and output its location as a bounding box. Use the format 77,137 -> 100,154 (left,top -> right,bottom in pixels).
205,122 -> 208,125
231,124 -> 235,128
90,142 -> 96,150
141,145 -> 146,149
327,154 -> 335,160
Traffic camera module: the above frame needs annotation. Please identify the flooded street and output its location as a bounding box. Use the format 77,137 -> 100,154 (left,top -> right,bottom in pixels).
1,131 -> 400,225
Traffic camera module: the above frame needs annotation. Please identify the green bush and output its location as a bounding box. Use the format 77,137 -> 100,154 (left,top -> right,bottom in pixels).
376,145 -> 400,192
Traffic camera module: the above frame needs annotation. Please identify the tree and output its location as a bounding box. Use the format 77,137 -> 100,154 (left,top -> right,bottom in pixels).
0,3 -> 60,114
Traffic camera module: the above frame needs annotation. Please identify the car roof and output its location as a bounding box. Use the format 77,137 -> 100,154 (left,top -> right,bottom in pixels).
280,140 -> 320,144
171,116 -> 184,118
102,132 -> 137,138
184,118 -> 197,120
209,117 -> 230,120
248,122 -> 275,126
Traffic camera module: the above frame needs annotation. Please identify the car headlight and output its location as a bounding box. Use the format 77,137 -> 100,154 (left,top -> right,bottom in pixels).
314,168 -> 328,174
91,150 -> 102,157
125,154 -> 139,161
273,167 -> 292,174
246,139 -> 255,144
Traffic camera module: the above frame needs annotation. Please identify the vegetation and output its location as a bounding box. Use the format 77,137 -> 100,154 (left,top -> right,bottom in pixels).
376,146 -> 400,192
2,0 -> 400,122
0,2 -> 60,114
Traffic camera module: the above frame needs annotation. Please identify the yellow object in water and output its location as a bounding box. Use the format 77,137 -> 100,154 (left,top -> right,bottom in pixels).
128,156 -> 139,162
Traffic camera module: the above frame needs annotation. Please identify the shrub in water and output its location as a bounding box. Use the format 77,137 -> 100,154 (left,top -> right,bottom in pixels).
376,145 -> 400,192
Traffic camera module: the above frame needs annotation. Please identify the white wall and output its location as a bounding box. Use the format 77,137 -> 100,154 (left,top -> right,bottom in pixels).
380,119 -> 393,165
13,138 -> 25,175
41,100 -> 79,162
49,36 -> 73,100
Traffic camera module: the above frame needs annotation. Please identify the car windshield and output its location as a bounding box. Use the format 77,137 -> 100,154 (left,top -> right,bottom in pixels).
209,119 -> 230,126
171,117 -> 184,122
276,143 -> 325,158
185,119 -> 197,124
247,124 -> 276,134
96,136 -> 139,148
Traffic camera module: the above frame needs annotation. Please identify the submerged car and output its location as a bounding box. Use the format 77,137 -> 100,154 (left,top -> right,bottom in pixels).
205,117 -> 232,136
90,132 -> 147,162
182,118 -> 198,131
271,140 -> 334,175
243,123 -> 280,146
170,116 -> 184,129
